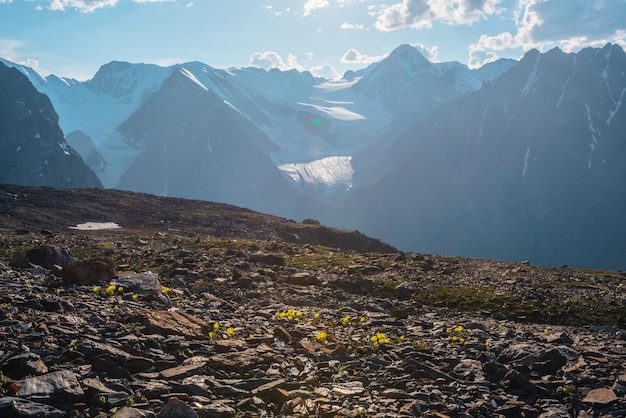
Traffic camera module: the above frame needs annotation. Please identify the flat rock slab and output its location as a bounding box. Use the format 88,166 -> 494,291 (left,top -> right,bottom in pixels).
0,397 -> 64,418
15,369 -> 84,401
582,387 -> 619,405
139,311 -> 209,338
208,347 -> 275,372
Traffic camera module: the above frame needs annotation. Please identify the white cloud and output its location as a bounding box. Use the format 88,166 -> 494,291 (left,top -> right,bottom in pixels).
515,0 -> 626,51
21,58 -> 41,70
340,48 -> 386,64
468,32 -> 518,68
412,42 -> 439,62
185,2 -> 193,7
0,39 -> 22,61
48,0 -> 119,12
303,0 -> 329,16
467,0 -> 626,68
0,0 -> 13,4
133,0 -> 175,3
250,51 -> 284,70
306,52 -> 314,60
340,22 -> 365,30
310,63 -> 339,79
249,51 -> 304,71
375,0 -> 503,31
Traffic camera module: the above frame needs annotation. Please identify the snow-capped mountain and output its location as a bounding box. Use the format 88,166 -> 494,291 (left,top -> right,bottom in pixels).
0,61 -> 101,189
1,44 -> 510,202
322,44 -> 626,270
115,67 -> 300,217
2,43 -> 625,269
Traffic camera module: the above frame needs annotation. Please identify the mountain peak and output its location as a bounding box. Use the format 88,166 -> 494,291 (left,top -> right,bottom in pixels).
387,44 -> 430,66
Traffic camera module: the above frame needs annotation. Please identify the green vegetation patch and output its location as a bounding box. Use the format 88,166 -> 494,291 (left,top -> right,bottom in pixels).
416,285 -> 626,326
285,248 -> 356,271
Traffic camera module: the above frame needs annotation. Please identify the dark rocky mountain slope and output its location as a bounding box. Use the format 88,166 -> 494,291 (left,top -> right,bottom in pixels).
0,62 -> 102,189
116,68 -> 300,218
328,44 -> 626,271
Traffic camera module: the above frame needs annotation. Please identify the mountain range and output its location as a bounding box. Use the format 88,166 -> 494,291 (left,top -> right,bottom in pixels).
1,43 -> 624,270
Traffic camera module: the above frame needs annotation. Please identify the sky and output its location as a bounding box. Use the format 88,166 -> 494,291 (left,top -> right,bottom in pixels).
1,0 -> 625,81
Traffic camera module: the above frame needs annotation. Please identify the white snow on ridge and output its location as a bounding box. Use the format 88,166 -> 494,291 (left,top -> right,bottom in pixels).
179,68 -> 208,91
315,79 -> 360,92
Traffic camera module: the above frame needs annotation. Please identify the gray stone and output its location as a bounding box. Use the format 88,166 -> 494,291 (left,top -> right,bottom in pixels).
157,397 -> 198,418
15,369 -> 84,401
0,397 -> 64,418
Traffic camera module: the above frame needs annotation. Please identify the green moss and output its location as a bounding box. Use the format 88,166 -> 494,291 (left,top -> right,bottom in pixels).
380,278 -> 402,295
285,249 -> 355,271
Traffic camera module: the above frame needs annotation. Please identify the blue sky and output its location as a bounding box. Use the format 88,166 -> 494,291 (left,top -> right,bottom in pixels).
1,0 -> 625,80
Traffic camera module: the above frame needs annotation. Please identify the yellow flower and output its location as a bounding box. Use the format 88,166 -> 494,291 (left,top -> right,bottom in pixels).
209,331 -> 216,339
342,315 -> 351,325
248,333 -> 254,339
316,331 -> 327,341
451,336 -> 458,342
360,316 -> 366,322
459,337 -> 465,344
117,287 -> 123,293
132,294 -> 139,300
105,285 -> 116,295
226,327 -> 235,336
485,340 -> 490,347
213,322 -> 220,330
93,286 -> 100,293
314,313 -> 320,319
454,325 -> 464,333
398,335 -> 405,343
370,335 -> 378,342
161,285 -> 170,293
544,328 -> 550,334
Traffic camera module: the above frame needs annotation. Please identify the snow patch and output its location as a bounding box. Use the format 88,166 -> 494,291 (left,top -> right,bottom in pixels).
179,68 -> 208,91
522,147 -> 530,179
521,54 -> 540,96
279,156 -> 353,188
608,87 -> 626,126
556,89 -> 565,109
478,103 -> 489,139
585,103 -> 600,151
298,102 -> 366,121
70,222 -> 121,230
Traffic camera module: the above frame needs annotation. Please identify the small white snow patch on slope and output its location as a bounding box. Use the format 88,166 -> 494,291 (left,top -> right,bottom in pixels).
522,147 -> 530,179
70,222 -> 121,230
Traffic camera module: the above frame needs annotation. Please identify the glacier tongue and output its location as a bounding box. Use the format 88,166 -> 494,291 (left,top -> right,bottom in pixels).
279,156 -> 353,199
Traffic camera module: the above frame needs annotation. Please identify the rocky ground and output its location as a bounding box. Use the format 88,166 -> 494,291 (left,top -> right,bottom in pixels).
0,185 -> 625,417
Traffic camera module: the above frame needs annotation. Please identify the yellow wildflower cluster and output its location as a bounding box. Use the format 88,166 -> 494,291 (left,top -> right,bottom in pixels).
316,331 -> 328,341
93,285 -> 125,297
208,323 -> 236,340
370,332 -> 391,345
446,325 -> 469,345
341,315 -> 366,327
275,308 -> 303,321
